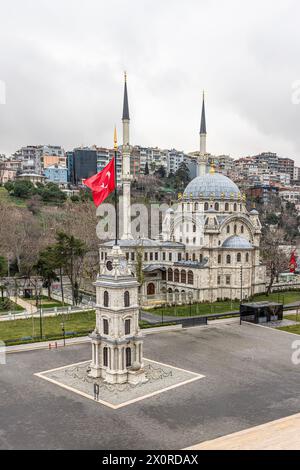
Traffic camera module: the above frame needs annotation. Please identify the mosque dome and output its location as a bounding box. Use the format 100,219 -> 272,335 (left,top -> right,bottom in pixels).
222,236 -> 253,249
184,172 -> 240,199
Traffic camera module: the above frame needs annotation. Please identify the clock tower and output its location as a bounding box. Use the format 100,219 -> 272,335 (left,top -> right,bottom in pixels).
89,244 -> 146,385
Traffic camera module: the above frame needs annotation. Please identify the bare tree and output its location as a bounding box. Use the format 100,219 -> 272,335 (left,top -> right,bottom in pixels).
261,227 -> 289,294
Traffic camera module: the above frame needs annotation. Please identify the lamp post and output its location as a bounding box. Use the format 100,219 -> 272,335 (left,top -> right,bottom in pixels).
38,289 -> 43,340
188,291 -> 193,317
240,266 -> 243,303
61,320 -> 66,347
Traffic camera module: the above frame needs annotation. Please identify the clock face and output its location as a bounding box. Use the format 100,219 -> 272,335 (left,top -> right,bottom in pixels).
106,260 -> 113,271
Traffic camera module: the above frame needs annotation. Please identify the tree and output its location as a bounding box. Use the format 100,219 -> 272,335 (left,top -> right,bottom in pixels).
155,165 -> 166,179
35,247 -> 58,299
144,162 -> 149,175
174,162 -> 190,188
261,228 -> 289,294
55,231 -> 87,305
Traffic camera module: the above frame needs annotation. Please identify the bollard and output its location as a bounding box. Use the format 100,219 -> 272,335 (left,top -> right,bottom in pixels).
49,343 -> 51,350
55,342 -> 58,349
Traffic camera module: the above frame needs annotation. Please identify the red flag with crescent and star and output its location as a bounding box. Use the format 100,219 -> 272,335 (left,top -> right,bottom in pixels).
83,157 -> 115,207
289,249 -> 297,273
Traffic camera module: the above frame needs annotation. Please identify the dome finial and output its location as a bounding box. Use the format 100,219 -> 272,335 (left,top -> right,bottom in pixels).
209,161 -> 215,174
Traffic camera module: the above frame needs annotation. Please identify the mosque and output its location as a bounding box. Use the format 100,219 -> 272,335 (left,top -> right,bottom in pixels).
99,76 -> 266,305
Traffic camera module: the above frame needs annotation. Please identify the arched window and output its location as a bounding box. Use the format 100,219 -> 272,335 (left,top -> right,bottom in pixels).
188,270 -> 194,285
181,290 -> 186,302
104,291 -> 109,307
246,252 -> 249,262
195,202 -> 199,211
181,270 -> 186,283
225,202 -> 229,211
103,318 -> 109,335
237,253 -> 241,262
124,291 -> 130,307
218,254 -> 221,264
227,225 -> 230,234
147,283 -> 155,296
234,203 -> 237,211
200,254 -> 203,262
192,253 -> 196,261
162,270 -> 166,281
174,269 -> 179,282
234,224 -> 237,233
204,202 -> 209,211
103,347 -> 108,367
168,268 -> 173,282
215,202 -> 219,211
125,318 -> 131,335
126,347 -> 131,367
241,225 -> 244,234
226,254 -> 231,264
185,253 -> 189,261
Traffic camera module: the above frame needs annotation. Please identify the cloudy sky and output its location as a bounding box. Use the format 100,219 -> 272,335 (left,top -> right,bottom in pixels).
0,0 -> 300,161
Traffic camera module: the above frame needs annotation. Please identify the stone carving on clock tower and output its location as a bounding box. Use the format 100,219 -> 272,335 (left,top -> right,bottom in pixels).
89,244 -> 146,385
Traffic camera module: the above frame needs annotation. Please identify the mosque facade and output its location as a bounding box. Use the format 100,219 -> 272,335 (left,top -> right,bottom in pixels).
99,76 -> 266,305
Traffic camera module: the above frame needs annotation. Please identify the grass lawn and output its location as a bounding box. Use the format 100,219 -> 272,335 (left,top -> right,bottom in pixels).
277,324 -> 300,335
25,297 -> 65,309
0,186 -> 26,207
0,300 -> 24,313
0,310 -> 96,345
147,290 -> 300,318
283,314 -> 300,322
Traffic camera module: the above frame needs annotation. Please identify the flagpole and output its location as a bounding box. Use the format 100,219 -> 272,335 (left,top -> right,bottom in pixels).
114,126 -> 118,246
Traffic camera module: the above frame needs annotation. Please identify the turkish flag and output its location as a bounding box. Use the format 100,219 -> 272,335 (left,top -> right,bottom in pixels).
83,158 -> 115,207
289,250 -> 297,273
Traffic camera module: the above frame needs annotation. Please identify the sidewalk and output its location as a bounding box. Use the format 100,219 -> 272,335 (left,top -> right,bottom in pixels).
186,412 -> 300,450
9,296 -> 37,313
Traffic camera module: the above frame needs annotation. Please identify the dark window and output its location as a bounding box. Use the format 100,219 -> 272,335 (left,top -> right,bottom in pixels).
174,269 -> 179,282
162,270 -> 166,281
125,319 -> 131,335
218,254 -> 221,264
144,252 -> 148,261
168,268 -> 173,282
162,252 -> 166,261
237,253 -> 241,262
131,252 -> 135,261
192,253 -> 196,261
225,203 -> 229,211
246,252 -> 249,262
227,225 -> 230,233
215,202 -> 219,211
103,347 -> 108,367
155,252 -> 158,261
181,270 -> 186,283
150,252 -> 153,261
169,252 -> 172,261
217,275 -> 221,285
204,202 -> 209,210
178,253 -> 182,261
234,224 -> 237,233
226,275 -> 231,285
104,291 -> 109,307
226,254 -> 231,264
193,224 -> 196,232
234,203 -> 237,211
124,291 -> 130,307
126,347 -> 131,367
103,319 -> 109,335
185,253 -> 189,261
188,270 -> 194,285
241,225 -> 244,234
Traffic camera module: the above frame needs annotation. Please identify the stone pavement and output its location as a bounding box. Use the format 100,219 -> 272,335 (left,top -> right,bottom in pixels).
186,412 -> 300,450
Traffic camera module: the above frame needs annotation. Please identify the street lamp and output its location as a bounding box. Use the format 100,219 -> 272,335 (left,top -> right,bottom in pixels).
188,291 -> 193,317
61,320 -> 66,347
38,289 -> 43,340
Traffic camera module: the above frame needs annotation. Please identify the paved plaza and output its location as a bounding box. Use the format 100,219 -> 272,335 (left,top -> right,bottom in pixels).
1,322 -> 300,449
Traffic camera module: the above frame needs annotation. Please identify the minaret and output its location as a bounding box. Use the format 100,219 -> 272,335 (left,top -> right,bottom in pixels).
198,91 -> 207,176
121,72 -> 132,239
